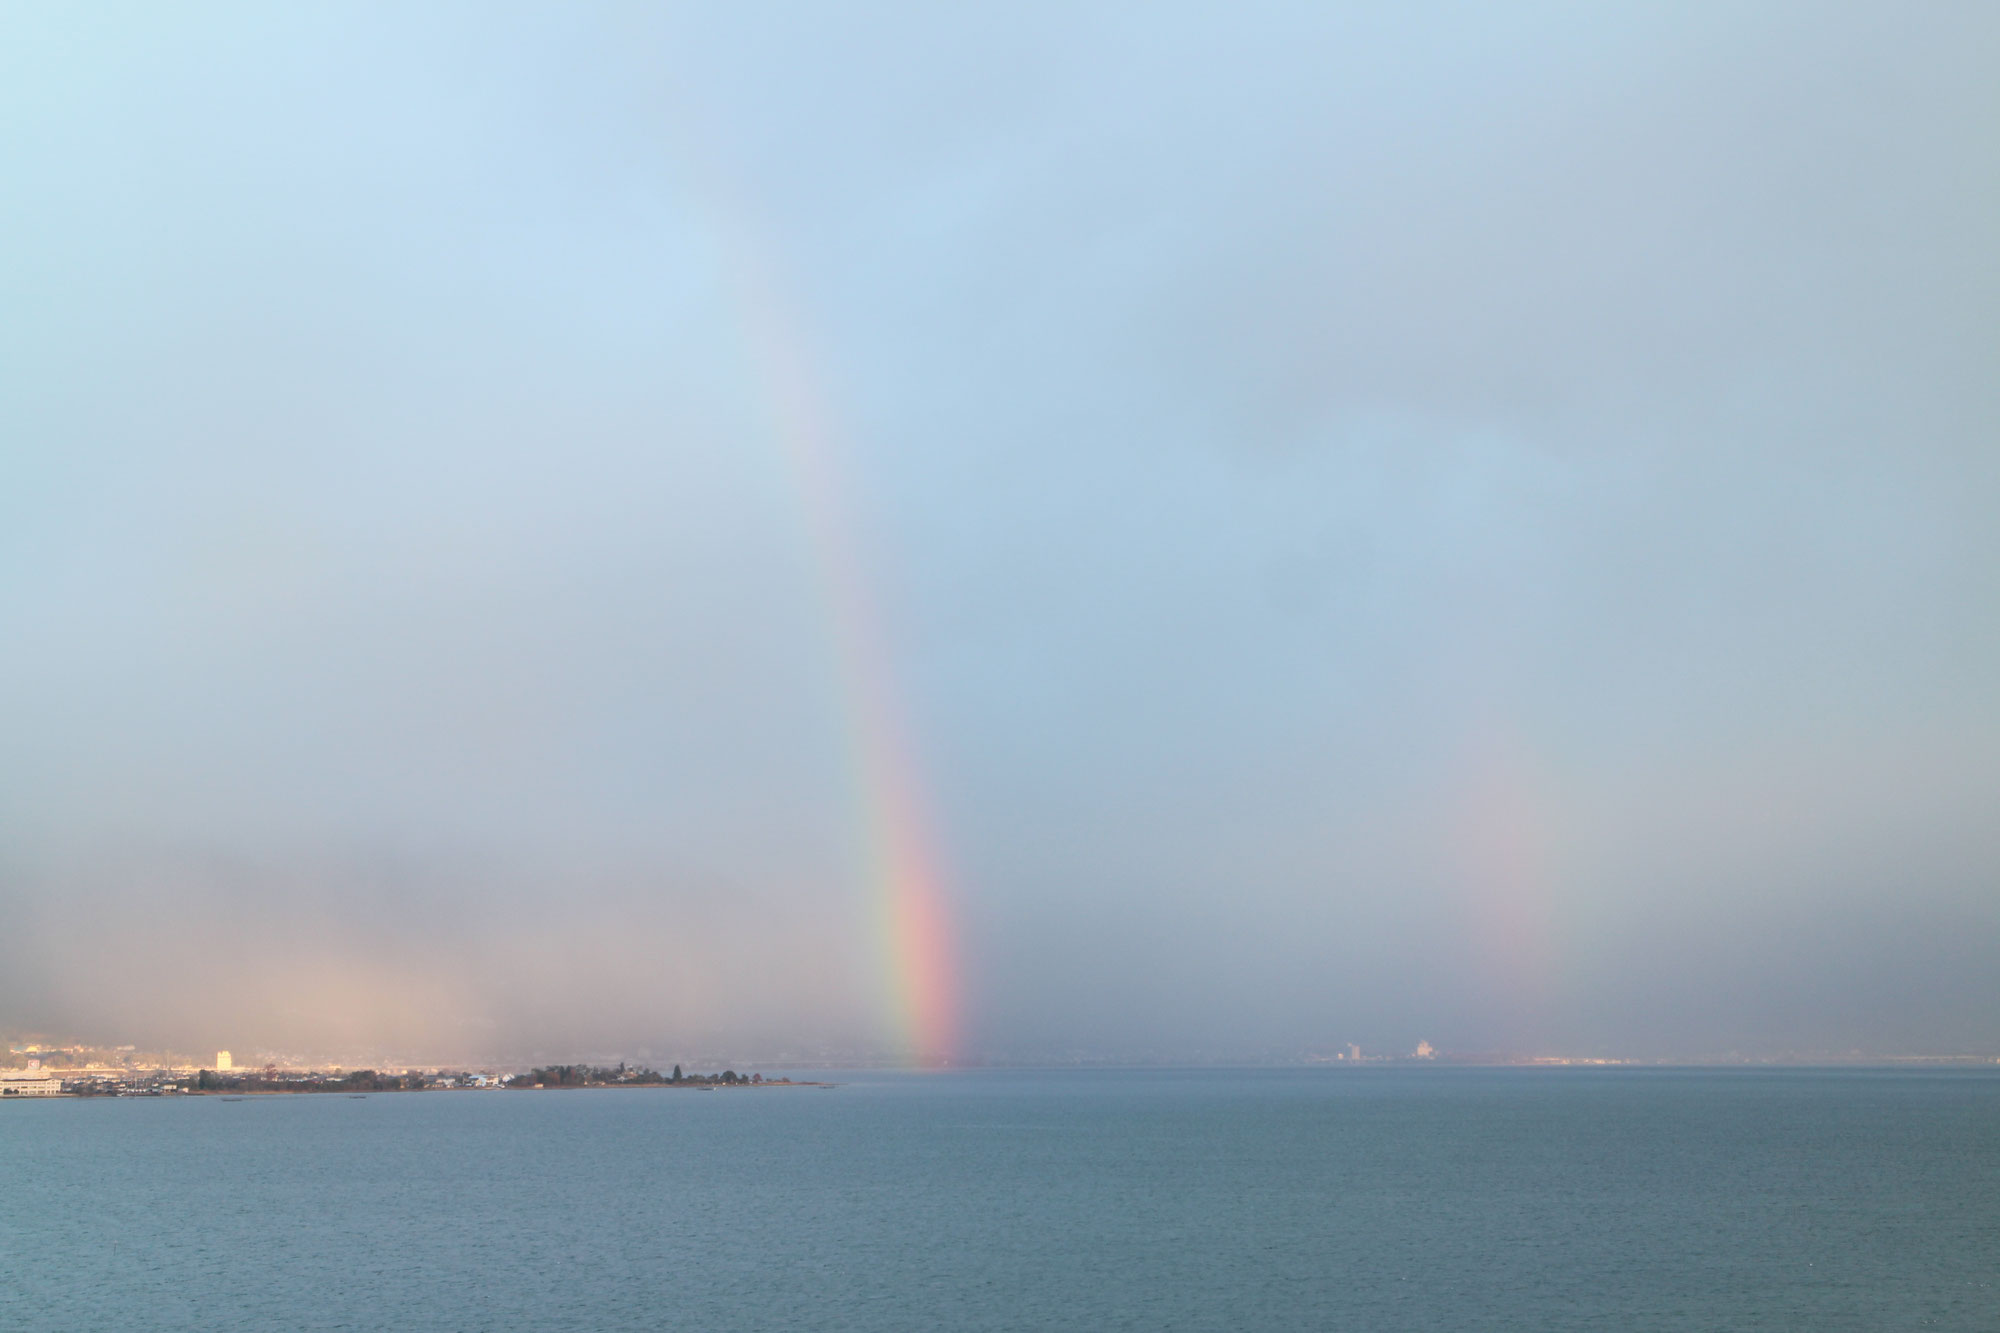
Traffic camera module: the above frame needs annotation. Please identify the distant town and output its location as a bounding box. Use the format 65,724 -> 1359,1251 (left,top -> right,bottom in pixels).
0,1045 -> 815,1099
5,1037 -> 1996,1099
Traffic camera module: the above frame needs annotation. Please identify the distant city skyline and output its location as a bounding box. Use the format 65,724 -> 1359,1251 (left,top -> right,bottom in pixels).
9,1028 -> 2000,1076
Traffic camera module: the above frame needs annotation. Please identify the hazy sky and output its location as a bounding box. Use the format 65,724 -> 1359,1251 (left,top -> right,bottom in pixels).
4,2 -> 1996,1063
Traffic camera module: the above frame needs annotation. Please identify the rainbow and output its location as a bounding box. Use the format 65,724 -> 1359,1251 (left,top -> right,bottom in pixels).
685,148 -> 961,1067
1452,715 -> 1560,1023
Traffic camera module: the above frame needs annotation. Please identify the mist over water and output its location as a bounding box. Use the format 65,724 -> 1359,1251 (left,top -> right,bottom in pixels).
3,3 -> 1997,1063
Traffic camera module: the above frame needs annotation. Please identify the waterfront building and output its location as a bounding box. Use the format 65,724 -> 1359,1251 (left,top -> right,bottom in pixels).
217,1051 -> 233,1071
1,1070 -> 63,1097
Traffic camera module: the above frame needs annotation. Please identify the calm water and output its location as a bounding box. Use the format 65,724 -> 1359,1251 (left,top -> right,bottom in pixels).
1,1068 -> 1995,1330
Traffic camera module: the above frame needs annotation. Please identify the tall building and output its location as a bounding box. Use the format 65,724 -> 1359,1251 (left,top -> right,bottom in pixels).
216,1051 -> 233,1071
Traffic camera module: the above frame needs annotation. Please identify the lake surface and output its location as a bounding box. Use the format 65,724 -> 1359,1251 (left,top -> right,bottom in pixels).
1,1068 -> 1995,1330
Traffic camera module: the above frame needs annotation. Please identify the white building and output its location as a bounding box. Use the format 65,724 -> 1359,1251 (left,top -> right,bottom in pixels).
1,1070 -> 63,1097
216,1051 -> 233,1071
